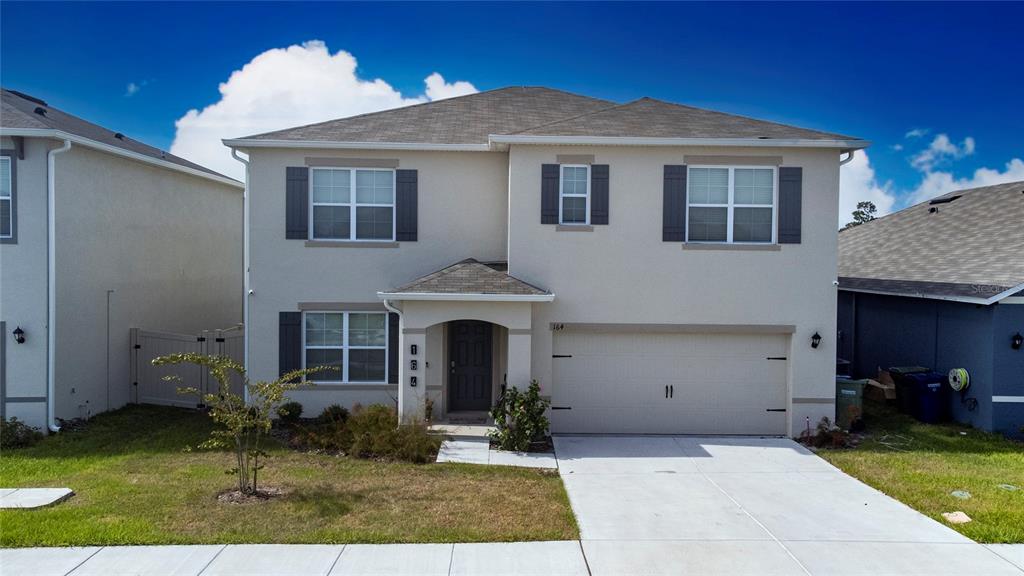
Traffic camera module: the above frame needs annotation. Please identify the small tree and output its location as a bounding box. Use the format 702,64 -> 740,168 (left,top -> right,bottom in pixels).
843,201 -> 877,229
152,353 -> 325,494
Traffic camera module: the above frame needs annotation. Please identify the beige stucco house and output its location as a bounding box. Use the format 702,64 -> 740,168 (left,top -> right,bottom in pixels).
225,87 -> 869,436
0,89 -> 243,431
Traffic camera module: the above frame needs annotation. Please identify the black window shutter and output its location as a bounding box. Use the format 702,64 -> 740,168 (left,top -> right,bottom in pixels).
285,167 -> 309,239
396,170 -> 418,241
387,312 -> 399,384
590,165 -> 609,225
541,164 -> 560,224
663,165 -> 687,241
279,311 -> 302,379
778,167 -> 803,244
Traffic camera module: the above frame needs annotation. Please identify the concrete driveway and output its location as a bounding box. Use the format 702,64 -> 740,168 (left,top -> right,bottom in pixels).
555,435 -> 1023,576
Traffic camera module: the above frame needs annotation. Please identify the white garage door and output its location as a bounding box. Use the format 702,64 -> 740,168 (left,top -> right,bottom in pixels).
550,330 -> 789,435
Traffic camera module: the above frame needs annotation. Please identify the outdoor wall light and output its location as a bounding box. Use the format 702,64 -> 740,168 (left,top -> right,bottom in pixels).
1013,332 -> 1023,350
12,326 -> 25,344
811,332 -> 822,349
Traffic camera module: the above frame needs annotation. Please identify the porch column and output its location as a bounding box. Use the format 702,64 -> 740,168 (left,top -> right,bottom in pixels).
397,327 -> 427,422
506,329 -> 532,389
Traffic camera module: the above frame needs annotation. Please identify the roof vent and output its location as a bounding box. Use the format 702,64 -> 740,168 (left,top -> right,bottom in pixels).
33,106 -> 47,116
114,132 -> 125,140
929,195 -> 961,205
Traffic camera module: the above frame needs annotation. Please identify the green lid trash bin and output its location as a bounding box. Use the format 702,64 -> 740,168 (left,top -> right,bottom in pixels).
835,378 -> 867,431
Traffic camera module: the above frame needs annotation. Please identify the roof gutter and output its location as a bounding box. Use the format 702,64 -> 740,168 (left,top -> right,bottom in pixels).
222,138 -> 490,152
838,281 -> 1024,306
488,134 -> 871,150
376,292 -> 555,302
0,128 -> 242,188
47,139 -> 72,433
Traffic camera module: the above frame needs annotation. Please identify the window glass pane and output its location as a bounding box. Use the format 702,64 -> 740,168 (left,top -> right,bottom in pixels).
733,207 -> 773,242
561,196 -> 587,224
356,170 -> 393,204
312,169 -> 350,203
306,348 -> 343,381
355,206 -> 393,240
349,313 -> 386,346
687,207 -> 728,242
734,168 -> 773,205
305,312 -> 343,346
688,168 -> 728,204
313,205 -> 351,239
349,349 -> 386,382
0,158 -> 10,197
0,199 -> 10,237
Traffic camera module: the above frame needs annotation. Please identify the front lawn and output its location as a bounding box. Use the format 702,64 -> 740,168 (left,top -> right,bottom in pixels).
0,405 -> 578,547
818,400 -> 1024,543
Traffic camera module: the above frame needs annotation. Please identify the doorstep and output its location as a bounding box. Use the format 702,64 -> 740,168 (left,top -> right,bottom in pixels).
0,488 -> 74,509
436,437 -> 557,469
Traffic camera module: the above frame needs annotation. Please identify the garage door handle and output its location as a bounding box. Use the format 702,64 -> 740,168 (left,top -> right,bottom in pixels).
766,408 -> 787,412
550,406 -> 572,410
766,356 -> 787,361
670,385 -> 674,398
665,385 -> 669,398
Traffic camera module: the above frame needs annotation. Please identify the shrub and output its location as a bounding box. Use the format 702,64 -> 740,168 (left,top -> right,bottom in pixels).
489,380 -> 550,452
294,404 -> 441,463
800,417 -> 852,448
276,401 -> 304,425
318,404 -> 349,424
1,417 -> 44,449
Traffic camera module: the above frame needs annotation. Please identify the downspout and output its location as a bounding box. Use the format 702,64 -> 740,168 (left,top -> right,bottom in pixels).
840,150 -> 856,165
47,139 -> 72,432
230,148 -> 250,403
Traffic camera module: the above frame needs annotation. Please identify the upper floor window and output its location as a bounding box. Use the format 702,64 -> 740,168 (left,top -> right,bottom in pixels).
304,311 -> 387,383
0,156 -> 11,239
311,168 -> 395,241
559,165 -> 590,225
687,166 -> 775,243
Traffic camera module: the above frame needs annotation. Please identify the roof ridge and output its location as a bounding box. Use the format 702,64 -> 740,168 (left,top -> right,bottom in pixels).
507,99 -> 630,135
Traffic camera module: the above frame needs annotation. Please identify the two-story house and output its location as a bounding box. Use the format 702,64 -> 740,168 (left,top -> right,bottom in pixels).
224,87 -> 868,436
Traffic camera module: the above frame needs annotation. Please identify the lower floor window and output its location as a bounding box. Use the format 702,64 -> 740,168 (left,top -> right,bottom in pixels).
304,311 -> 386,382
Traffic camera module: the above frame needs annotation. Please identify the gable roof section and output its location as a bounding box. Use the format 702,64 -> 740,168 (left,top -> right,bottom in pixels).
1,89 -> 241,187
838,181 -> 1024,303
378,259 -> 553,302
225,87 -> 867,150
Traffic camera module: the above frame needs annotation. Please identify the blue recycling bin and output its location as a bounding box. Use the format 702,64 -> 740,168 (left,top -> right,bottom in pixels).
902,371 -> 948,423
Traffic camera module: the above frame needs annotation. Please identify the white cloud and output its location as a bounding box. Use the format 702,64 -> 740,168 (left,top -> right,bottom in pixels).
125,80 -> 151,97
904,128 -> 929,139
169,40 -> 476,178
890,143 -> 903,151
906,158 -> 1024,205
839,150 -> 897,227
910,134 -> 975,171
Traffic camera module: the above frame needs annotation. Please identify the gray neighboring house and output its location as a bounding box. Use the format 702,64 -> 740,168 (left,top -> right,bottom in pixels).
0,88 -> 243,431
225,86 -> 869,436
838,181 -> 1024,439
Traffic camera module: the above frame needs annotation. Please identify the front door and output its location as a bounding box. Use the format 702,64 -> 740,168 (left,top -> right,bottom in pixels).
448,321 -> 493,411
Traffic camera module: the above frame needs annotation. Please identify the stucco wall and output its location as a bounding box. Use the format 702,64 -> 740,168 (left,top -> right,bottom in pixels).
0,137 -> 51,426
52,145 -> 242,421
992,303 -> 1024,438
507,145 -> 842,435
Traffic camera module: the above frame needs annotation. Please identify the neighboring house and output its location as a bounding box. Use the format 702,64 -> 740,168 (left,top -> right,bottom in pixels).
0,88 -> 243,431
838,181 -> 1024,439
224,86 -> 868,436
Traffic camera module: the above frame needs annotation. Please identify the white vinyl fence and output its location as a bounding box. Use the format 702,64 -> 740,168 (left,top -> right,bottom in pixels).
130,327 -> 244,407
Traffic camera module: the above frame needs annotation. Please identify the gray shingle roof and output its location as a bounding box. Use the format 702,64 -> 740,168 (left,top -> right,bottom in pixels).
838,181 -> 1024,301
235,87 -> 862,144
513,97 -> 856,140
386,259 -> 549,296
1,89 -> 237,182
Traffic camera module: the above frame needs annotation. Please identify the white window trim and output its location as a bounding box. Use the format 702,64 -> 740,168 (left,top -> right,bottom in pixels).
558,164 -> 590,225
301,311 -> 389,385
0,156 -> 11,239
685,165 -> 777,244
309,167 -> 397,242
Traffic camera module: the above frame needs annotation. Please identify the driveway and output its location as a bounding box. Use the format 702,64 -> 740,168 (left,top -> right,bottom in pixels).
554,435 -> 1023,576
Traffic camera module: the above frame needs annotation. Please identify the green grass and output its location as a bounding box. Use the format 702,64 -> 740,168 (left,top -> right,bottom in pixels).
818,400 -> 1024,543
0,405 -> 578,547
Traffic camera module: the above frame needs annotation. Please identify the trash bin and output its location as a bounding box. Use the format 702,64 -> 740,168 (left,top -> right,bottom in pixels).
835,378 -> 867,430
888,366 -> 929,414
902,371 -> 948,423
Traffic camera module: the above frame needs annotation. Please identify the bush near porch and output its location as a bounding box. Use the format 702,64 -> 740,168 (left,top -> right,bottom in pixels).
818,400 -> 1024,543
0,405 -> 578,547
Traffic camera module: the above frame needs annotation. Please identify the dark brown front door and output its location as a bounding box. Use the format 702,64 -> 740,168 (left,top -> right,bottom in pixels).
449,321 -> 493,411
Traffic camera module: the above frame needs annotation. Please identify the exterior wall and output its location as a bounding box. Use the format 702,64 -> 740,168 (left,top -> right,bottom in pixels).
992,302 -> 1024,439
0,137 -> 51,426
51,145 -> 242,421
508,145 -> 842,435
245,148 -> 508,411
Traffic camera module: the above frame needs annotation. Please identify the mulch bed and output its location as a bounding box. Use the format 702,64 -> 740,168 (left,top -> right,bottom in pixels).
216,486 -> 289,504
489,436 -> 554,454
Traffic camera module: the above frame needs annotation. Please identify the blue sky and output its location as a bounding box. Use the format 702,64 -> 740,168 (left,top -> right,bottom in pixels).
2,2 -> 1022,221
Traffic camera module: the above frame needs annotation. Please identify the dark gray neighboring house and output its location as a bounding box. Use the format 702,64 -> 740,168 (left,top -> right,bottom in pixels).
837,181 -> 1024,439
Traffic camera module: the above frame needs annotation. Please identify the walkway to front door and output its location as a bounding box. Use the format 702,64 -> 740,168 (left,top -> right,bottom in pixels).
448,320 -> 492,412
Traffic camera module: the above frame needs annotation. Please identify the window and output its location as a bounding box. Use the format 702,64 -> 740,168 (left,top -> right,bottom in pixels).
303,311 -> 387,383
559,165 -> 589,224
311,168 -> 394,241
0,156 -> 11,239
687,166 -> 775,243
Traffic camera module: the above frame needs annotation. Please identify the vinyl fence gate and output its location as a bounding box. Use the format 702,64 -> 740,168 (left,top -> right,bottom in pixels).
130,328 -> 244,407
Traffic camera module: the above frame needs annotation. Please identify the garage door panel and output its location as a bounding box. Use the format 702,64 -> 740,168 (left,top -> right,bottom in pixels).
551,330 -> 788,435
